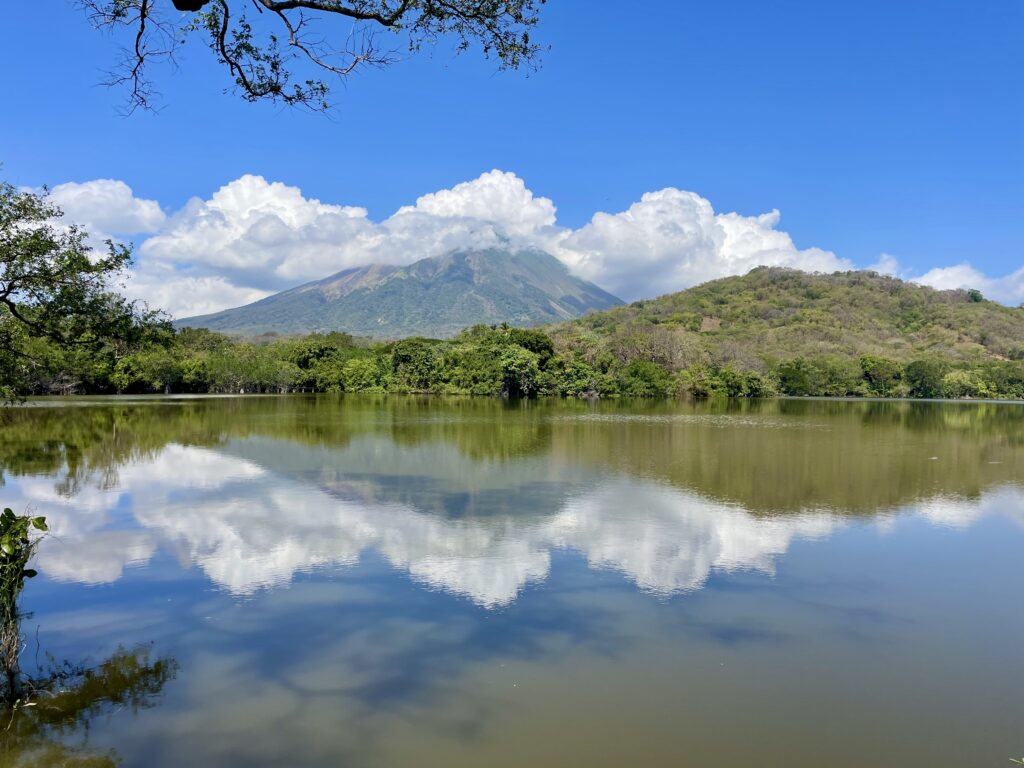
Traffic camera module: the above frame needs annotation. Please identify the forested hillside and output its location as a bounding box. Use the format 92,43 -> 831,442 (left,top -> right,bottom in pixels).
540,267 -> 1024,398
550,267 -> 1023,364
10,269 -> 1024,400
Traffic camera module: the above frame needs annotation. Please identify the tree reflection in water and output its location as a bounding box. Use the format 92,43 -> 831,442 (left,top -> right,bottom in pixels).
0,509 -> 175,767
0,644 -> 176,767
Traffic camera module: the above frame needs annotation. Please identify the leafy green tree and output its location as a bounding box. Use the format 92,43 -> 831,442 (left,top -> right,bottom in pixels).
978,361 -> 1024,399
620,360 -> 673,397
941,369 -> 991,399
342,357 -> 385,392
391,338 -> 441,392
859,355 -> 904,397
774,357 -> 818,396
775,356 -> 861,397
904,358 -> 948,398
498,346 -> 541,397
0,181 -> 168,401
675,365 -> 726,398
112,347 -> 183,393
503,328 -> 555,367
541,356 -> 608,397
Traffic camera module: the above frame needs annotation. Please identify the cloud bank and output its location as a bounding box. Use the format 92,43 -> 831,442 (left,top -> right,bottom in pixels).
49,171 -> 1020,318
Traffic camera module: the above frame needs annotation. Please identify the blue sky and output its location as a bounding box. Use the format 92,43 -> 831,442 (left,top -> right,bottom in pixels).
1,1 -> 1021,315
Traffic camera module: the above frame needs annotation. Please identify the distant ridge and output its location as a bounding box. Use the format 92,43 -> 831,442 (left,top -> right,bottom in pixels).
548,267 -> 1024,363
178,248 -> 622,338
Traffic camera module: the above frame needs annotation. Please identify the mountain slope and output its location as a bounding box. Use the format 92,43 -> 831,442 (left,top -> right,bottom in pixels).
178,248 -> 622,338
549,267 -> 1024,365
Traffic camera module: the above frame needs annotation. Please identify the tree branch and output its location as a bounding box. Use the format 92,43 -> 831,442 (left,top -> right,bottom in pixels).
255,0 -> 413,27
81,0 -> 544,111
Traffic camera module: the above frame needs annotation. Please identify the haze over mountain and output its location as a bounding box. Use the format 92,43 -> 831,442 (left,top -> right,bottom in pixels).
178,248 -> 622,339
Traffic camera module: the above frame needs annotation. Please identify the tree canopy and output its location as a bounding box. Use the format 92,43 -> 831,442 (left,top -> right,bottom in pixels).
0,181 -> 168,401
81,0 -> 547,112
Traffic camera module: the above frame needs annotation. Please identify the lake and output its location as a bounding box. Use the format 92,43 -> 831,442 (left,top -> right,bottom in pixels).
0,396 -> 1021,767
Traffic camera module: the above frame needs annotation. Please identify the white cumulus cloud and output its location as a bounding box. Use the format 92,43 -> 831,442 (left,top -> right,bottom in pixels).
140,174 -> 374,291
914,263 -> 1024,305
398,169 -> 557,236
125,171 -> 853,316
49,179 -> 166,238
45,170 -> 1022,317
553,190 -> 849,300
128,269 -> 272,318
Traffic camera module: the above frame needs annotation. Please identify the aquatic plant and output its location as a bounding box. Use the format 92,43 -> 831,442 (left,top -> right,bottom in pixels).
0,508 -> 47,705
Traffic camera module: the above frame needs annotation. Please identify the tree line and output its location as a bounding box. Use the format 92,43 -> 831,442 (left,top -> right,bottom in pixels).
14,323 -> 1024,400
4,180 -> 1023,402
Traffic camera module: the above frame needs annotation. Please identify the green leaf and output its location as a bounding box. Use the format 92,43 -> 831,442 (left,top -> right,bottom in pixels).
30,517 -> 47,532
21,569 -> 36,579
0,538 -> 13,556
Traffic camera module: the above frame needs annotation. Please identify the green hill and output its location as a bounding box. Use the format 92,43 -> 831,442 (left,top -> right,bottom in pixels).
549,267 -> 1024,367
178,248 -> 622,338
22,267 -> 1024,400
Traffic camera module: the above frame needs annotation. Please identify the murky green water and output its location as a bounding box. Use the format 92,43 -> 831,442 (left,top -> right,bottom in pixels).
0,396 -> 1022,767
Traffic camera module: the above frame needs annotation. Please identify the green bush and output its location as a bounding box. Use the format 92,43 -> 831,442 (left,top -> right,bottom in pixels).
905,358 -> 949,398
620,360 -> 673,396
941,369 -> 991,399
341,357 -> 385,392
860,355 -> 904,397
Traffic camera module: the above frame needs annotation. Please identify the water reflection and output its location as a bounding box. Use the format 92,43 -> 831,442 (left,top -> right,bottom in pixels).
0,645 -> 176,768
2,397 -> 1023,768
0,398 -> 1021,605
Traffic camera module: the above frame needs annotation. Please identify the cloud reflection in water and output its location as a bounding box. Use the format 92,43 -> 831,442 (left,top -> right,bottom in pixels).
12,443 -> 1020,607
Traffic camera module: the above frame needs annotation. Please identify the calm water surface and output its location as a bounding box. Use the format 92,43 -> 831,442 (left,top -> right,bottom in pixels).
0,396 -> 1022,767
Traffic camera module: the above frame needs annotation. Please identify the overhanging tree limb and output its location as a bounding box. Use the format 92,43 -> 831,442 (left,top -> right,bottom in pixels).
81,0 -> 545,112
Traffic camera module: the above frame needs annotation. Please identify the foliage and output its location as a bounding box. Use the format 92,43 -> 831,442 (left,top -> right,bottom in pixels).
859,355 -> 903,397
8,318 -> 1024,401
545,267 -> 1024,400
0,504 -> 174,766
6,266 -> 1024,401
0,181 -> 170,402
904,358 -> 948,398
550,267 -> 1024,371
0,509 -> 46,706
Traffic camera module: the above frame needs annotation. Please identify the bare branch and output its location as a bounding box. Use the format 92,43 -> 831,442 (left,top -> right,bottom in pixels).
273,9 -> 398,77
80,0 -> 181,113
